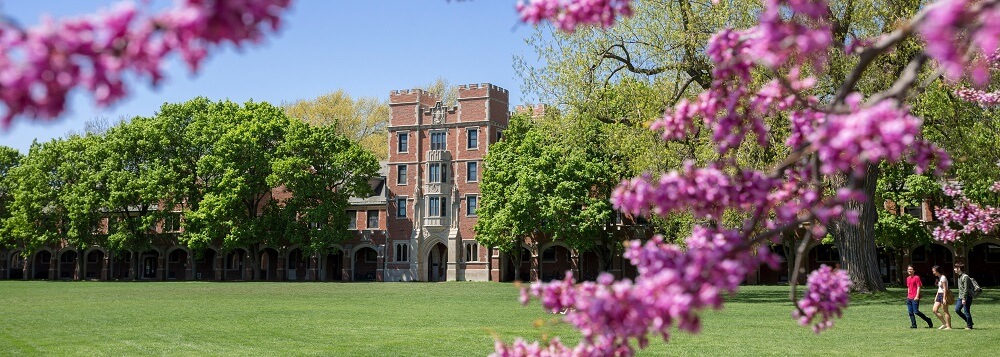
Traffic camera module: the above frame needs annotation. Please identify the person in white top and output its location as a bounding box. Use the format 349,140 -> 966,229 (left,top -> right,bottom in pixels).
931,265 -> 952,330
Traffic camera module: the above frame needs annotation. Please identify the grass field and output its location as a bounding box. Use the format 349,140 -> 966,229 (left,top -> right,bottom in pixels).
0,281 -> 996,356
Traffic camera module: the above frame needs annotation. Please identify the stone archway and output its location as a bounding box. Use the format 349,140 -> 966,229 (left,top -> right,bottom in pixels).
58,250 -> 79,280
7,250 -> 24,280
139,250 -> 160,280
538,243 -> 573,282
33,250 -> 53,280
195,248 -> 218,281
579,250 -> 601,282
84,249 -> 106,280
260,248 -> 279,281
910,244 -> 954,287
353,247 -> 378,281
287,247 -> 305,281
968,241 -> 1000,286
225,248 -> 247,281
426,243 -> 447,282
325,250 -> 344,281
501,246 -> 533,282
165,247 -> 190,280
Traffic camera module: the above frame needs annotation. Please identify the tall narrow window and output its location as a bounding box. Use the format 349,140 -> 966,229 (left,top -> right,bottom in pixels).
396,197 -> 407,218
427,196 -> 448,217
395,243 -> 409,262
465,243 -> 479,262
397,164 -> 407,185
428,197 -> 440,217
431,132 -> 446,150
467,195 -> 478,216
347,210 -> 357,230
367,210 -> 379,229
429,164 -> 440,183
467,128 -> 479,149
467,161 -> 478,182
397,132 -> 408,153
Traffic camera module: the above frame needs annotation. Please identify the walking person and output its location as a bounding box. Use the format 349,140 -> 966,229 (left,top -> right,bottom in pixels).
931,265 -> 952,330
954,263 -> 974,330
905,265 -> 934,328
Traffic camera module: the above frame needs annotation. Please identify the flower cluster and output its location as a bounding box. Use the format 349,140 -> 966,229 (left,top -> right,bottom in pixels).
794,265 -> 852,334
0,0 -> 292,128
516,0 -> 633,33
955,87 -> 1000,105
502,0 -> 1000,355
933,194 -> 1000,243
499,229 -> 778,356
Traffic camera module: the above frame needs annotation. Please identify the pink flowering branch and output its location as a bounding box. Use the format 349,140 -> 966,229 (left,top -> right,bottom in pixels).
496,0 -> 1000,355
0,0 -> 292,129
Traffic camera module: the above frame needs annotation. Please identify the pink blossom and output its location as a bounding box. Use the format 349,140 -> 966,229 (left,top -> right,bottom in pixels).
0,0 -> 291,128
793,265 -> 852,334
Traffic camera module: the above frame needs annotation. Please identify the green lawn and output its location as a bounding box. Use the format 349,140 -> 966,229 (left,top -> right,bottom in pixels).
0,282 -> 996,356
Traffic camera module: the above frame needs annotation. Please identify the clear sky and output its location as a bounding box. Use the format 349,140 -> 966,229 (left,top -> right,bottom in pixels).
0,1 -> 538,153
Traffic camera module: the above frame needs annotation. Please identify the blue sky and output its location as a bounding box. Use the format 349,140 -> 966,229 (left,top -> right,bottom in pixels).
1,1 -> 538,153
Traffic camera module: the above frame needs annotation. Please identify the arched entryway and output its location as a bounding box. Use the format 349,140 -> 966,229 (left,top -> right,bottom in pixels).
7,251 -> 24,280
501,247 -> 532,282
807,244 -> 841,274
968,242 -> 1000,286
33,250 -> 53,279
287,248 -> 307,281
539,244 -> 573,282
195,249 -> 217,281
84,250 -> 105,280
910,244 -> 954,286
354,247 -> 378,281
166,248 -> 189,280
225,249 -> 247,281
260,248 -> 279,281
58,250 -> 78,280
326,250 -> 344,281
426,243 -> 447,282
759,245 -> 790,285
876,247 -> 899,284
579,250 -> 601,282
111,251 -> 134,280
139,250 -> 160,280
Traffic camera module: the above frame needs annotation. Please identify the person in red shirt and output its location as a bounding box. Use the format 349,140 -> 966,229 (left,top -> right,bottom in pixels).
906,265 -> 933,328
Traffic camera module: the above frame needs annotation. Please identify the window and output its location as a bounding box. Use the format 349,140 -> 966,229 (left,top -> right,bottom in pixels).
431,132 -> 446,150
395,243 -> 409,262
347,210 -> 357,230
60,252 -> 75,263
542,247 -> 557,262
396,197 -> 407,218
467,128 -> 479,149
367,210 -> 379,229
613,211 -> 623,225
465,243 -> 479,262
497,130 -> 503,142
365,249 -> 378,263
816,245 -> 840,262
428,196 -> 447,217
904,205 -> 922,220
163,213 -> 180,232
466,195 -> 478,216
397,132 -> 408,153
467,161 -> 478,182
309,222 -> 323,230
397,164 -> 407,185
87,252 -> 99,263
429,163 -> 448,183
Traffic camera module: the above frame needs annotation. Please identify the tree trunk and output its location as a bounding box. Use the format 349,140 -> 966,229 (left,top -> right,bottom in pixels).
782,235 -> 800,285
830,164 -> 886,293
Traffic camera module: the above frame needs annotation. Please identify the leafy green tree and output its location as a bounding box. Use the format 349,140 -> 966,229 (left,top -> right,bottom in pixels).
180,100 -> 291,280
269,121 -> 380,257
0,146 -> 23,246
476,112 -> 620,279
